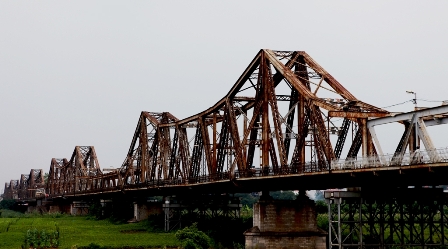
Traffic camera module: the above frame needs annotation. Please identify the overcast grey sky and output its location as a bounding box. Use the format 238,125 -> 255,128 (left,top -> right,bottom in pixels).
1,1 -> 448,190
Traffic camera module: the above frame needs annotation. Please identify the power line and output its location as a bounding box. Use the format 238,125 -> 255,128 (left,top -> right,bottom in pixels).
418,98 -> 447,103
381,100 -> 412,109
381,98 -> 446,109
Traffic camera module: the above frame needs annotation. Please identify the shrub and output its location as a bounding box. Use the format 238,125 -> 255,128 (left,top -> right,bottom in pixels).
315,200 -> 328,214
317,213 -> 329,231
0,209 -> 24,218
88,202 -> 104,220
175,223 -> 211,249
87,243 -> 101,249
0,199 -> 16,210
143,213 -> 165,232
22,228 -> 60,249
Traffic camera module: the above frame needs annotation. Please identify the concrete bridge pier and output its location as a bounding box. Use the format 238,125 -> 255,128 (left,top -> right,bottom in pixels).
70,201 -> 90,215
48,204 -> 61,213
100,199 -> 113,217
133,200 -> 163,222
244,191 -> 327,249
26,199 -> 47,213
47,201 -> 71,214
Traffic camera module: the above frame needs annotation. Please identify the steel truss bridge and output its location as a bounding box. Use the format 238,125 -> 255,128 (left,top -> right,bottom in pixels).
4,49 -> 448,199
4,49 -> 448,248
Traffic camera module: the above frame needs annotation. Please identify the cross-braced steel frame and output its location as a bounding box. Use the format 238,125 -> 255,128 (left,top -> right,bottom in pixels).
163,195 -> 242,231
3,169 -> 45,200
326,188 -> 448,249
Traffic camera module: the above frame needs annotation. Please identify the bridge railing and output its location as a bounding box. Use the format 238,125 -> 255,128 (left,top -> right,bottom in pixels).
46,148 -> 448,197
331,147 -> 448,170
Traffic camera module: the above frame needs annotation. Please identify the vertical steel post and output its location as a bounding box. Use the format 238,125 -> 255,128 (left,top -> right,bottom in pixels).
327,198 -> 332,249
442,199 -> 445,246
380,202 -> 384,249
261,56 -> 270,168
359,197 -> 363,248
361,118 -> 368,159
338,198 -> 342,249
213,112 -> 217,174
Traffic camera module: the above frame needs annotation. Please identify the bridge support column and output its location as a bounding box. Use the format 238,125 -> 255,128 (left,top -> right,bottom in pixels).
100,199 -> 113,217
48,205 -> 61,213
43,200 -> 71,214
133,201 -> 162,222
27,205 -> 37,213
70,201 -> 90,216
244,194 -> 327,249
325,187 -> 448,248
163,195 -> 242,231
26,199 -> 48,214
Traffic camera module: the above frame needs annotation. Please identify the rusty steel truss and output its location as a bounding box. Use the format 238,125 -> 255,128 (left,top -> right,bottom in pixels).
3,169 -> 45,200
11,49 -> 448,199
47,146 -> 103,196
111,49 -> 388,190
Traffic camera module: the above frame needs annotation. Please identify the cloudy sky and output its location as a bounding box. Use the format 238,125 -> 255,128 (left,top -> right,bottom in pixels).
1,1 -> 447,191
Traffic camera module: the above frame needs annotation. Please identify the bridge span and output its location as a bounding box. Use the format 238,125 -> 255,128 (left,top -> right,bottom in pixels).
5,49 -> 448,200
3,49 -> 448,248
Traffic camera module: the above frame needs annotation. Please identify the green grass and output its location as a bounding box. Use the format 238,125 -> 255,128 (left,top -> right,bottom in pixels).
0,213 -> 180,249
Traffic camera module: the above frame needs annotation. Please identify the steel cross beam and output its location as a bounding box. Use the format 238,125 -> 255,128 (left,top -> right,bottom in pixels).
368,105 -> 448,163
367,105 -> 448,128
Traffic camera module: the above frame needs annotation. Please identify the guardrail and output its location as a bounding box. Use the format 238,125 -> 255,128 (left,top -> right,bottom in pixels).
48,148 -> 448,197
331,147 -> 448,170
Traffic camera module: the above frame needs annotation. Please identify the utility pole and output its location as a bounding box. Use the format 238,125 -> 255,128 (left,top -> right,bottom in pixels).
406,90 -> 417,110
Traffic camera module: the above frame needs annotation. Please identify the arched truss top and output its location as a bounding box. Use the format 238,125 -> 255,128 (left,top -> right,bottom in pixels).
174,49 -> 388,127
46,146 -> 104,195
118,49 -> 389,186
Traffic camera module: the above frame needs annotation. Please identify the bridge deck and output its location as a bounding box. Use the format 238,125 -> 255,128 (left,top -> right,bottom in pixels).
51,160 -> 448,200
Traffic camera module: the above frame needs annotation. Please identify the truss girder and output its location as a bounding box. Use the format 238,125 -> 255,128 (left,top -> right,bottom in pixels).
3,49 -> 390,198
107,50 -> 385,187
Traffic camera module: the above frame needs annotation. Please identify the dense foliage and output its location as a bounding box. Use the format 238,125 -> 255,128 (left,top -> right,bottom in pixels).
87,197 -> 134,223
23,228 -> 60,249
0,199 -> 15,210
235,190 -> 297,207
175,223 -> 211,249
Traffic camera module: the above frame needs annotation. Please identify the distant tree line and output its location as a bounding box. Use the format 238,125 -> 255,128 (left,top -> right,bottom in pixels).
0,199 -> 15,210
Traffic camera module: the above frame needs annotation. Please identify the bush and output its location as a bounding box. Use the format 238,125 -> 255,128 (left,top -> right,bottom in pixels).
317,213 -> 329,231
22,228 -> 60,249
234,193 -> 259,207
315,200 -> 328,214
271,190 -> 296,200
175,223 -> 211,249
143,214 -> 165,232
0,209 -> 24,218
86,243 -> 101,249
198,216 -> 252,248
0,199 -> 16,210
88,202 -> 104,220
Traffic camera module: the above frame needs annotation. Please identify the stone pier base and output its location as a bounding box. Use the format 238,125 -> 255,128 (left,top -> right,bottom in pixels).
244,195 -> 326,249
133,201 -> 163,221
48,205 -> 61,213
70,201 -> 90,215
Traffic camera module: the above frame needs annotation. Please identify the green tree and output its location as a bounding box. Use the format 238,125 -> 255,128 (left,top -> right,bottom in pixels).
175,223 -> 211,249
44,173 -> 49,185
315,200 -> 327,214
234,193 -> 259,207
271,190 -> 296,200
